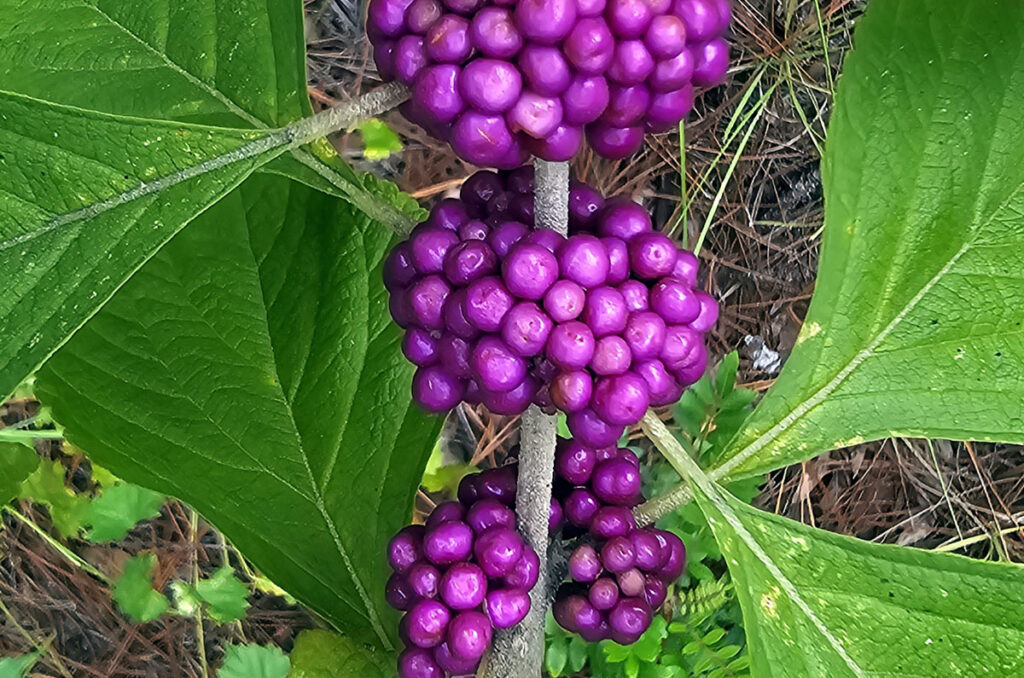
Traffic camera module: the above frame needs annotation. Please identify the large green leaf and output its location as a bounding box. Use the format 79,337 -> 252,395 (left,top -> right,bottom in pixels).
36,175 -> 441,649
714,0 -> 1024,482
0,91 -> 285,400
0,0 -> 417,231
0,442 -> 38,505
287,630 -> 391,677
645,412 -> 1024,678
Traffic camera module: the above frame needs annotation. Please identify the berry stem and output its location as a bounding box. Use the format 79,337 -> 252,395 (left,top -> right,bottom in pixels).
480,160 -> 569,678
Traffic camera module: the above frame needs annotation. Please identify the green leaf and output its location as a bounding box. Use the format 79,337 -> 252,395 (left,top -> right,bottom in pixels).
0,653 -> 39,678
83,484 -> 165,543
357,119 -> 403,160
0,0 -> 418,233
18,460 -> 89,538
114,554 -> 170,623
287,630 -> 391,677
714,0 -> 1024,482
219,645 -> 290,678
37,175 -> 442,649
648,412 -> 1024,678
0,91 -> 285,401
193,567 -> 250,623
0,443 -> 38,505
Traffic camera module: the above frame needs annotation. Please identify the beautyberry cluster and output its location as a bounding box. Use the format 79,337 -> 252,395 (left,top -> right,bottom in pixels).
383,166 -> 718,443
388,466 -> 539,677
549,439 -> 685,643
367,0 -> 730,165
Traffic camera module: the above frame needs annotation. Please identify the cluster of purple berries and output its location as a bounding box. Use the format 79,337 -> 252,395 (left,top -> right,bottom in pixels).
549,439 -> 684,643
388,466 -> 539,677
368,0 -> 730,165
383,166 -> 719,443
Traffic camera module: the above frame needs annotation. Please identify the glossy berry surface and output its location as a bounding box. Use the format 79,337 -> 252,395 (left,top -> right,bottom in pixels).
367,0 -> 731,163
386,169 -> 718,439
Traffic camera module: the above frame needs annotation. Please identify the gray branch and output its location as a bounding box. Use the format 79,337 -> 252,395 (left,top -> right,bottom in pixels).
479,160 -> 569,678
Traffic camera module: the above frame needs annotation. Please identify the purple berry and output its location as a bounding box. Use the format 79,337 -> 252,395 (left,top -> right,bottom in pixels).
603,84 -> 652,126
650,50 -> 695,92
470,7 -> 524,58
655,530 -> 687,581
583,287 -> 628,337
645,15 -> 687,58
485,588 -> 532,628
398,647 -> 444,678
505,548 -> 540,590
508,91 -> 563,138
567,407 -> 625,447
443,240 -> 498,286
466,498 -> 516,534
674,0 -> 720,42
623,311 -> 667,361
577,0 -> 607,16
500,303 -> 552,357
650,278 -> 700,323
411,227 -> 460,275
412,365 -> 465,412
462,170 -> 504,208
563,75 -> 611,125
403,599 -> 452,648
564,488 -> 601,528
457,473 -> 482,506
606,0 -> 652,38
690,291 -> 719,332
569,181 -> 606,231
552,594 -> 586,633
472,336 -> 527,392
643,576 -> 668,608
618,568 -> 646,597
460,60 -> 523,113
384,243 -> 418,291
433,642 -> 480,675
591,335 -> 632,375
634,359 -> 681,406
373,41 -> 397,81
619,280 -> 650,311
549,497 -> 565,534
692,38 -> 730,86
673,343 -> 707,384
464,276 -> 513,331
440,562 -> 488,610
629,232 -> 678,279
426,501 -> 467,529
505,165 -> 535,193
483,375 -> 539,414
387,572 -> 417,610
447,610 -> 492,660
514,0 -> 577,44
559,234 -> 611,288
555,440 -> 597,484
598,197 -> 652,241
591,457 -> 643,505
519,45 -> 573,96
452,111 -> 517,166
408,561 -> 442,599
607,42 -> 655,85
660,324 -> 701,369
425,15 -> 471,63
403,328 -> 440,367
442,290 -> 479,340
477,466 -> 519,505
608,598 -> 651,645
414,65 -> 465,123
589,577 -> 620,611
474,527 -> 524,577
671,248 -> 700,285
423,520 -> 474,566
487,221 -> 530,258
632,530 -> 667,571
368,0 -> 414,37
395,36 -> 429,86
603,237 -> 630,285
564,18 -> 616,74
601,536 -> 637,573
443,0 -> 483,14
543,280 -> 587,322
590,506 -> 637,539
405,0 -> 442,33
522,228 -> 566,254
525,124 -> 584,161
569,544 -> 604,583
546,321 -> 596,369
502,243 -> 560,299
428,198 -> 471,232
551,370 -> 595,412
587,124 -> 644,158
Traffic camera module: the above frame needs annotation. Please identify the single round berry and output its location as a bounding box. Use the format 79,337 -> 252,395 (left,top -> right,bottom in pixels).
591,457 -> 643,505
601,535 -> 637,573
623,311 -> 668,361
387,572 -> 417,610
403,328 -> 440,367
618,568 -> 646,597
433,642 -> 480,675
563,75 -> 611,125
408,561 -> 442,599
443,240 -> 499,286
519,45 -> 573,96
606,0 -> 653,38
693,37 -> 730,86
384,243 -> 418,291
543,280 -> 587,322
452,111 -> 517,166
442,290 -> 479,339
564,18 -> 616,74
412,365 -> 465,412
608,598 -> 652,645
395,36 -> 429,86
656,530 -> 687,581
524,124 -> 584,161
476,466 -> 519,505
508,91 -> 564,138
464,276 -> 514,331
425,15 -> 471,63
646,85 -> 694,131
551,370 -> 595,412
403,599 -> 452,648
555,440 -> 597,484
409,275 -> 451,330
466,498 -> 516,534
632,530 -> 667,571
405,0 -> 442,33
474,527 -> 525,577
650,50 -> 696,92
569,181 -> 606,231
567,407 -> 625,447
629,232 -> 678,279
485,588 -> 532,628
589,577 -> 620,611
447,610 -> 493,660
460,59 -> 523,112
559,235 -> 611,288
564,488 -> 601,528
690,291 -> 720,332
673,0 -> 720,42
440,562 -> 488,610
426,501 -> 467,529
514,0 -> 578,44
502,242 -> 560,299
472,336 -> 527,392
586,123 -> 644,158
645,14 -> 687,58
598,198 -> 652,241
634,359 -> 681,406
603,84 -> 652,126
591,335 -> 633,375
590,506 -> 637,539
487,221 -> 530,258
569,543 -> 604,582
643,576 -> 668,608
505,548 -> 541,590
398,647 -> 444,678
546,321 -> 597,370
414,65 -> 465,124
423,520 -> 474,566
650,277 -> 701,323
619,279 -> 650,311
583,287 -> 628,337
660,324 -> 702,369
469,7 -> 523,58
607,42 -> 655,85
